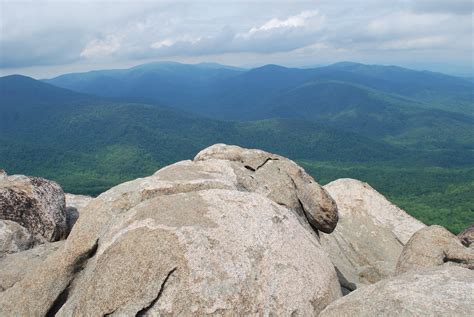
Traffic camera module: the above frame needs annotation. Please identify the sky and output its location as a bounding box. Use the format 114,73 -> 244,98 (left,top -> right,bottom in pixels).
0,0 -> 473,78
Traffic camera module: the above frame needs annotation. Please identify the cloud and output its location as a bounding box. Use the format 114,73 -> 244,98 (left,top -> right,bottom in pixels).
410,0 -> 473,15
80,35 -> 121,58
142,10 -> 326,57
245,10 -> 321,34
0,0 -> 472,74
379,36 -> 449,50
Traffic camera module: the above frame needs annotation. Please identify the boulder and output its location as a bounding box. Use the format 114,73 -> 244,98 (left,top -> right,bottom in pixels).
0,241 -> 64,292
65,193 -> 93,233
0,173 -> 67,241
0,145 -> 341,316
396,225 -> 474,274
458,224 -> 474,248
320,265 -> 474,316
194,144 -> 338,233
0,220 -> 42,255
320,179 -> 425,289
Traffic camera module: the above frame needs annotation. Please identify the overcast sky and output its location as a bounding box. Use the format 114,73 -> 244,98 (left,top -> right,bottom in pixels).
0,0 -> 473,78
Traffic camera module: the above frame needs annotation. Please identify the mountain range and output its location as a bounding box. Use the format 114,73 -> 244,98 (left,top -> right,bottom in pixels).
1,61 -> 473,232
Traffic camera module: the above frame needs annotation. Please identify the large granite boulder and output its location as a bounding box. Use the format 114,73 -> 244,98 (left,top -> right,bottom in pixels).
0,220 -> 42,255
396,225 -> 474,274
0,145 -> 341,316
65,193 -> 93,233
0,173 -> 67,241
320,265 -> 474,316
320,179 -> 425,290
194,144 -> 338,233
0,241 -> 64,292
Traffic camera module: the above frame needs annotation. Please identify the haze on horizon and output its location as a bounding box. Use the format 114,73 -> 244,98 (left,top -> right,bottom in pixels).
0,0 -> 473,78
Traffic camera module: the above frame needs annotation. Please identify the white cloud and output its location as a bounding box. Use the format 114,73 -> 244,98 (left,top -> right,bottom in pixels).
151,39 -> 175,49
0,0 -> 472,74
247,10 -> 322,33
80,35 -> 121,58
379,36 -> 448,50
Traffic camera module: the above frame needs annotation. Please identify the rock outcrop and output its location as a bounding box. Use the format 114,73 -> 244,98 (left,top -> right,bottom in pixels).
458,224 -> 474,248
0,173 -> 67,241
65,194 -> 93,233
0,241 -> 64,292
320,179 -> 425,290
396,225 -> 474,274
0,145 -> 341,316
320,265 -> 474,316
194,144 -> 338,233
0,220 -> 42,255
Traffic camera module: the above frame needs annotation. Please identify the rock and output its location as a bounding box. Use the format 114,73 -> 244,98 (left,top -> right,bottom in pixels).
0,241 -> 64,292
0,169 -> 6,180
0,145 -> 341,316
65,194 -> 93,234
0,174 -> 67,241
319,179 -> 425,289
319,265 -> 474,316
57,190 -> 341,316
0,220 -> 42,255
458,224 -> 474,248
396,225 -> 474,274
195,144 -> 338,233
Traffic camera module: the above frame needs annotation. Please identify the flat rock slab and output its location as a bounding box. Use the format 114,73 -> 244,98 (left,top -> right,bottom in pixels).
0,241 -> 64,292
320,179 -> 425,289
320,265 -> 474,316
0,220 -> 42,255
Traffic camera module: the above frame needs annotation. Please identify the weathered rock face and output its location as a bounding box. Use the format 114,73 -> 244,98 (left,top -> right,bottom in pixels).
194,144 -> 338,233
396,225 -> 474,274
0,144 -> 341,316
58,190 -> 341,316
0,173 -> 67,241
319,265 -> 474,316
65,194 -> 93,234
0,241 -> 64,292
0,220 -> 42,255
458,224 -> 474,248
319,179 -> 425,290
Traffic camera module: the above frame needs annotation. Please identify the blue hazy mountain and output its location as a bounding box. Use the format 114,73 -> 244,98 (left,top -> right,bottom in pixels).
44,62 -> 474,150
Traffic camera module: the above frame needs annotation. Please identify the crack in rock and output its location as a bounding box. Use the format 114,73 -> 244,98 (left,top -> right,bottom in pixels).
135,267 -> 177,316
45,239 -> 99,317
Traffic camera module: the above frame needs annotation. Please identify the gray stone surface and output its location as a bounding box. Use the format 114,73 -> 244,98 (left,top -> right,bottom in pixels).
0,220 -> 42,255
65,193 -> 93,234
320,179 -> 425,289
0,145 -> 341,316
319,265 -> 474,317
396,225 -> 474,274
0,241 -> 64,292
194,144 -> 338,233
58,190 -> 341,316
0,173 -> 67,241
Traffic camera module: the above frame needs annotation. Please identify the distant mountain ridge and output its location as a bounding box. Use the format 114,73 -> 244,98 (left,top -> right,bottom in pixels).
44,61 -> 473,115
43,61 -> 474,151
